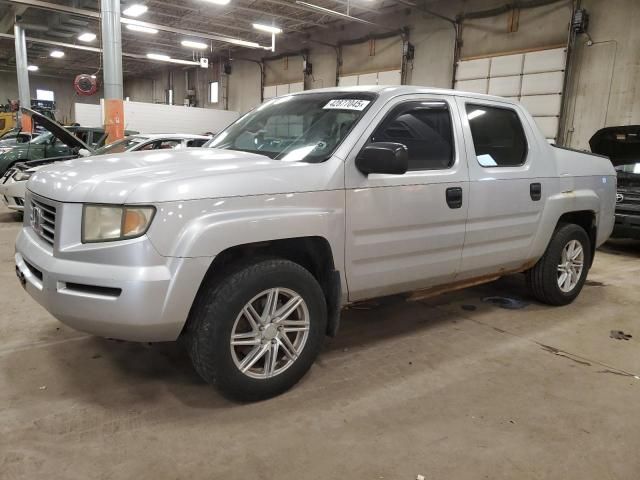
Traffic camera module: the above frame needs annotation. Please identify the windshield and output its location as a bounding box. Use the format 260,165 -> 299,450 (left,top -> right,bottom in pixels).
208,92 -> 376,163
94,136 -> 148,155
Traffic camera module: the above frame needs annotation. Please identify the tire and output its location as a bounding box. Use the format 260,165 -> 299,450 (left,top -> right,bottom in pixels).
186,258 -> 327,402
526,223 -> 591,306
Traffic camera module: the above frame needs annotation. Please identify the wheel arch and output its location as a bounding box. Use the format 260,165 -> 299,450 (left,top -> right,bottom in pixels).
185,236 -> 342,338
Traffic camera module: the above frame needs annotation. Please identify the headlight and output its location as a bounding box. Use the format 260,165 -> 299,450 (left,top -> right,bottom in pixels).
13,170 -> 32,182
82,205 -> 155,243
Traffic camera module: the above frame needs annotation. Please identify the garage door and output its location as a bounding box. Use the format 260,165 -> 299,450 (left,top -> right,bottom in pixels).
263,82 -> 304,100
263,55 -> 305,101
338,69 -> 402,87
455,47 -> 566,143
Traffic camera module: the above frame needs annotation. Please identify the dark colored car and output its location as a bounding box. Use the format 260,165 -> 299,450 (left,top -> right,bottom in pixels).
0,108 -> 137,175
590,125 -> 640,239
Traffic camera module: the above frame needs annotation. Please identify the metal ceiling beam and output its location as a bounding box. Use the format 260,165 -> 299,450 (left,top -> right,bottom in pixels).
0,4 -> 27,33
0,32 -> 199,65
4,0 -> 270,49
260,0 -> 377,15
294,1 -> 391,29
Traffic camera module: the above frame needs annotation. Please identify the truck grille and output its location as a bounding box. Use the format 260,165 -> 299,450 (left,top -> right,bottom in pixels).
30,196 -> 57,246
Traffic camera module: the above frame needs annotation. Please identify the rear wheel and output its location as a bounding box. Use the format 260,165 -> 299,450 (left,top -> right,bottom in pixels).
526,223 -> 591,306
187,258 -> 327,401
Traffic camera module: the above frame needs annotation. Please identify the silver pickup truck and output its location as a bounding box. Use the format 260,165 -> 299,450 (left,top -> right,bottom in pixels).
15,86 -> 616,400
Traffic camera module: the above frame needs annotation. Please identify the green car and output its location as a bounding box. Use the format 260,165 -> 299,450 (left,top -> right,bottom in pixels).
0,109 -> 136,175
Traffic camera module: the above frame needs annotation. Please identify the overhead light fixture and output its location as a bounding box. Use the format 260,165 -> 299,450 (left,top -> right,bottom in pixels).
27,65 -> 39,72
147,53 -> 171,61
227,38 -> 261,48
201,0 -> 231,4
77,32 -> 96,42
181,40 -> 208,50
126,24 -> 158,34
50,50 -> 65,58
145,53 -> 200,65
122,4 -> 148,17
252,23 -> 282,34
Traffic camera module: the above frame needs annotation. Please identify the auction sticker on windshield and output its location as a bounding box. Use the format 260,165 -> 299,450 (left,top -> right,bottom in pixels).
323,99 -> 371,110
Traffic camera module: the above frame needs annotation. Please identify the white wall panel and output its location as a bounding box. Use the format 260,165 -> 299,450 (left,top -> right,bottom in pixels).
338,75 -> 358,87
275,84 -> 290,96
121,101 -> 239,134
357,72 -> 378,85
455,78 -> 488,94
74,103 -> 102,127
263,85 -> 277,100
521,71 -> 564,95
288,82 -> 304,93
532,116 -> 559,139
488,75 -> 521,97
520,94 -> 562,116
489,54 -> 524,77
456,58 -> 490,80
378,69 -> 402,85
523,48 -> 566,74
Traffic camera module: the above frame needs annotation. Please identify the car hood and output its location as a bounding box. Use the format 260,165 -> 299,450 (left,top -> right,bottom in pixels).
21,107 -> 92,152
589,125 -> 640,167
27,148 -> 335,204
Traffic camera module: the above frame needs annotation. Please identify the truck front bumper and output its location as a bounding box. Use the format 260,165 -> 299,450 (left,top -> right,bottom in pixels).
15,227 -> 212,342
612,213 -> 640,239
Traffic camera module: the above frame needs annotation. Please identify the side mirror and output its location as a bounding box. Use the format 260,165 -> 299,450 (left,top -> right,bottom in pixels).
356,142 -> 409,175
78,148 -> 91,157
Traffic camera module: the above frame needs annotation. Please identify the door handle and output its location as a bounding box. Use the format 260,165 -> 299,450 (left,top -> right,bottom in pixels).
530,182 -> 542,201
446,187 -> 463,209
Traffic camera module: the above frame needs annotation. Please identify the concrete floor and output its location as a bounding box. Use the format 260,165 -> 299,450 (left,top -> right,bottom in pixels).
1,204 -> 639,480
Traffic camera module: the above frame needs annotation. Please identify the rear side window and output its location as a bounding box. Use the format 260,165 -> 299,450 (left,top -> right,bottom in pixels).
371,101 -> 455,170
465,104 -> 527,167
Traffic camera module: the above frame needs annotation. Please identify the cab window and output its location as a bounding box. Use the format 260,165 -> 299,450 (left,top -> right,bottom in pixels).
465,104 -> 527,167
370,101 -> 455,171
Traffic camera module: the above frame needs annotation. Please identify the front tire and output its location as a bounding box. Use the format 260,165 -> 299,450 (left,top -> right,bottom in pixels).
187,258 -> 327,401
526,223 -> 591,306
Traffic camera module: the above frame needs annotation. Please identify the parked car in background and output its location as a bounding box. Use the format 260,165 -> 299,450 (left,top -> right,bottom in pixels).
15,87 -> 616,401
93,133 -> 210,156
590,125 -> 640,239
0,108 -> 137,176
1,132 -> 210,212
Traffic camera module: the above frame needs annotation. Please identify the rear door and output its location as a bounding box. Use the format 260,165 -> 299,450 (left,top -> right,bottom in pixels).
455,98 -> 547,279
345,95 -> 470,301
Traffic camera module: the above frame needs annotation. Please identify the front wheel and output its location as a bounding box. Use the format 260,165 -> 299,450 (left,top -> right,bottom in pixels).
526,223 -> 591,306
187,258 -> 327,401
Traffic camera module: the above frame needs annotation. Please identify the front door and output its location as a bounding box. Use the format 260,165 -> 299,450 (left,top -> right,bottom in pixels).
345,95 -> 470,301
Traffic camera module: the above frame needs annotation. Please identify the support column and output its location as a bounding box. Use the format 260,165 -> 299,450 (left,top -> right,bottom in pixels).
101,0 -> 124,142
14,23 -> 32,132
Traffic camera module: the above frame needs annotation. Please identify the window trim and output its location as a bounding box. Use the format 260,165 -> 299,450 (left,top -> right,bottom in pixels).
367,100 -> 456,172
465,102 -> 529,168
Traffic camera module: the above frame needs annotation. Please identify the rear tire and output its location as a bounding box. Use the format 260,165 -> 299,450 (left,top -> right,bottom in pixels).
526,223 -> 591,306
187,258 -> 327,402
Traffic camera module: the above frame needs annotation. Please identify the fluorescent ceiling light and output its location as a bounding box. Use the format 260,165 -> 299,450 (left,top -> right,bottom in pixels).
77,32 -> 96,42
252,23 -> 282,34
181,40 -> 208,50
126,24 -> 158,34
147,53 -> 171,61
201,0 -> 231,4
27,65 -> 39,72
467,109 -> 486,120
122,4 -> 148,17
227,38 -> 261,48
50,50 -> 65,58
